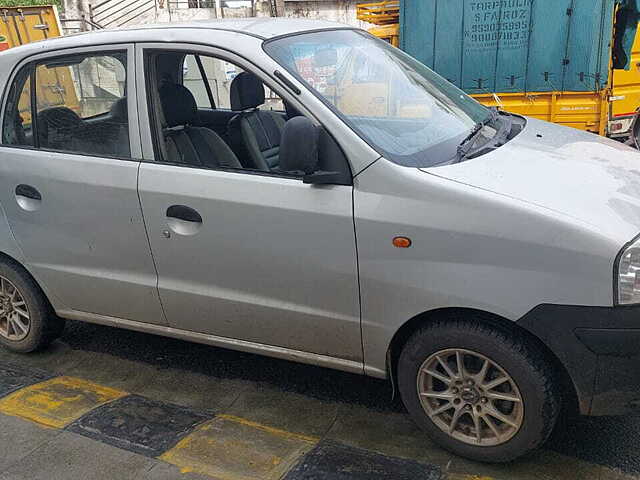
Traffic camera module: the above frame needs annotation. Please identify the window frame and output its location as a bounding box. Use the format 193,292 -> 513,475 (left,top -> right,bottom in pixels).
137,42 -> 346,182
0,62 -> 35,148
0,44 -> 141,161
181,53 -> 217,109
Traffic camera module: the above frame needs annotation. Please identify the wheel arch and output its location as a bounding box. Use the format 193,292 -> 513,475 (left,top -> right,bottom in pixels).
386,307 -> 579,416
0,249 -> 59,313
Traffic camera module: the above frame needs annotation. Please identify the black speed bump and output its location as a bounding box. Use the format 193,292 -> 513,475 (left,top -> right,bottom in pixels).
0,362 -> 54,398
284,440 -> 443,480
66,394 -> 212,457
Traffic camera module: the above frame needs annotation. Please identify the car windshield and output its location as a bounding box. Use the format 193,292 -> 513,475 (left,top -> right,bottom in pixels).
264,29 -> 492,167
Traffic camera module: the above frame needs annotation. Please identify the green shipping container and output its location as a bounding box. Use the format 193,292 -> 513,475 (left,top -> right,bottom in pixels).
399,0 -> 640,95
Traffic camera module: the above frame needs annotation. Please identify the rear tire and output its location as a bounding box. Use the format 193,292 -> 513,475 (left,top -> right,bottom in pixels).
0,260 -> 64,353
397,319 -> 559,462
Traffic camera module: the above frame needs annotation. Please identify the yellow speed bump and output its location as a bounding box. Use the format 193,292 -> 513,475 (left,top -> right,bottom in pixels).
0,376 -> 127,428
448,475 -> 495,480
160,415 -> 318,480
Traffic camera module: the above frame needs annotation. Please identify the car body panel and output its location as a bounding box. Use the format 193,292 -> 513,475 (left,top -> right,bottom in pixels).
133,39 -> 363,360
137,164 -> 362,361
0,149 -> 165,324
0,44 -> 165,325
424,117 -> 640,244
354,156 -> 620,376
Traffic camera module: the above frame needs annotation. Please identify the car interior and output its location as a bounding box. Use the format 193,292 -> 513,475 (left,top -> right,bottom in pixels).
36,98 -> 130,158
4,49 -> 352,185
148,50 -> 352,182
5,54 -> 131,158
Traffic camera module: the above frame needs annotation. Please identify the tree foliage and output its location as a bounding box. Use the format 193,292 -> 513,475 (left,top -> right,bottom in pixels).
0,0 -> 62,8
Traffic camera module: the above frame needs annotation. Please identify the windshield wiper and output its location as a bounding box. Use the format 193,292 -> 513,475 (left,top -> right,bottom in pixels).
456,108 -> 500,162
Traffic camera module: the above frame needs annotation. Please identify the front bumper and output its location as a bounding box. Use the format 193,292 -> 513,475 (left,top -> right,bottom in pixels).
518,304 -> 640,416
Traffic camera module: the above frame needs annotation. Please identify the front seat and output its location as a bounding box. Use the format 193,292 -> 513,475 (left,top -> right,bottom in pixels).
227,72 -> 285,171
158,83 -> 241,169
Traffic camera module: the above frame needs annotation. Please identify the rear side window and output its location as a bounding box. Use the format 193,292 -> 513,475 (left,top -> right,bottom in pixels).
2,66 -> 33,147
182,54 -> 284,111
2,51 -> 131,158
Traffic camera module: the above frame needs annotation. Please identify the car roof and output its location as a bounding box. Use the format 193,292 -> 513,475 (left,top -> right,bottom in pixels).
0,18 -> 355,64
119,17 -> 350,38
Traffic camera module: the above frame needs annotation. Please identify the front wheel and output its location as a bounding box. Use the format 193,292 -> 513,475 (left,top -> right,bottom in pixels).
398,320 -> 559,462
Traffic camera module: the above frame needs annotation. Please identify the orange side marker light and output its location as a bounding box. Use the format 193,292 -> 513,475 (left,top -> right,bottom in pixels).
393,236 -> 412,248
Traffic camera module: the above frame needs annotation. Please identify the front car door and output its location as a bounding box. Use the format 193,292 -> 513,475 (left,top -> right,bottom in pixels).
135,42 -> 362,366
0,45 -> 165,325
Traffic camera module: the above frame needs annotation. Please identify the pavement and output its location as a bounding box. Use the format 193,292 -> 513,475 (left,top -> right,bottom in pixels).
0,320 -> 638,480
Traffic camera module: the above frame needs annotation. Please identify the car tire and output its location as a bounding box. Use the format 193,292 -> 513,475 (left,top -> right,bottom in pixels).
0,260 -> 64,353
398,319 -> 560,463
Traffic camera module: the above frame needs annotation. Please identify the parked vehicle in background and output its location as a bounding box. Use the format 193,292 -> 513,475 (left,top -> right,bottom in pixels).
0,6 -> 79,124
360,0 -> 640,144
356,1 -> 399,47
2,19 -> 640,463
0,5 -> 63,48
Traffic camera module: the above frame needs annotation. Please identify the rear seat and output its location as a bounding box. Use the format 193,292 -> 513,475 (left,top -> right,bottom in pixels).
37,100 -> 130,157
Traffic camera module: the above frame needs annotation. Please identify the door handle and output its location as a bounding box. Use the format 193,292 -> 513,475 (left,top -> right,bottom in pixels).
166,205 -> 202,223
15,184 -> 41,201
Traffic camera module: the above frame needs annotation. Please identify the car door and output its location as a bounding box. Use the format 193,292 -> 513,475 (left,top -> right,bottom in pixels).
136,44 -> 362,363
0,45 -> 165,325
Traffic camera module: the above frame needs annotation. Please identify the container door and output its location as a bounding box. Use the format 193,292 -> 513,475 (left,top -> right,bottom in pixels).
0,6 -> 62,49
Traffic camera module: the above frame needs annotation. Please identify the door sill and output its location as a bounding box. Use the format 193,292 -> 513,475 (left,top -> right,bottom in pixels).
58,309 -> 366,376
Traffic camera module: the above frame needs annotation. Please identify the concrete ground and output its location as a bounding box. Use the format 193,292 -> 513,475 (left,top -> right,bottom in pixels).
0,320 -> 638,480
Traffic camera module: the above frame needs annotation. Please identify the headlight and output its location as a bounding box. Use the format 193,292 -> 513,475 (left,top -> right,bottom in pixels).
616,237 -> 640,304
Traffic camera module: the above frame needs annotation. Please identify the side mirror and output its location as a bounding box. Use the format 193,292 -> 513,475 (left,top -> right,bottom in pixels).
279,117 -> 320,176
303,170 -> 344,185
280,116 -> 351,186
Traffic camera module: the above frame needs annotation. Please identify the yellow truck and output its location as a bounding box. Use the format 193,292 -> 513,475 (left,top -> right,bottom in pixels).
356,1 -> 399,47
0,5 -> 79,123
0,5 -> 62,47
358,1 -> 640,145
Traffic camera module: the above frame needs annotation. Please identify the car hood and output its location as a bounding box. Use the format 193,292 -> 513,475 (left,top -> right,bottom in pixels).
422,117 -> 640,242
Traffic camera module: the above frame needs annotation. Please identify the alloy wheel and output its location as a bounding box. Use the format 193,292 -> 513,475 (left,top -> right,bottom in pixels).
417,348 -> 524,446
0,275 -> 30,341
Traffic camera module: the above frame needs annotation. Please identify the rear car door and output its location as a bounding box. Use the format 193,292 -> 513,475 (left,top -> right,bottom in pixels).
0,45 -> 165,325
136,44 -> 362,364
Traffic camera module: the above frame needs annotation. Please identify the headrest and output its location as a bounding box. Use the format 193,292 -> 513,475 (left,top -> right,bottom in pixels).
230,72 -> 265,111
37,107 -> 82,130
279,117 -> 318,175
110,97 -> 128,122
284,100 -> 302,120
158,83 -> 197,127
37,107 -> 82,148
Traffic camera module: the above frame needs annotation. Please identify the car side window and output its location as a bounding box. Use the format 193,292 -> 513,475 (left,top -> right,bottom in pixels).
2,51 -> 131,158
35,52 -> 130,157
2,66 -> 34,147
147,49 -> 350,184
182,54 -> 284,111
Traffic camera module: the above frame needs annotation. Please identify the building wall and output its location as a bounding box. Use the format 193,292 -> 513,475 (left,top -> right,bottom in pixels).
61,0 -> 372,32
282,1 -> 369,28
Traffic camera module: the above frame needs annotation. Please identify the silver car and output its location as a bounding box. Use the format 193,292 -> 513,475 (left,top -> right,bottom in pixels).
1,19 -> 639,462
